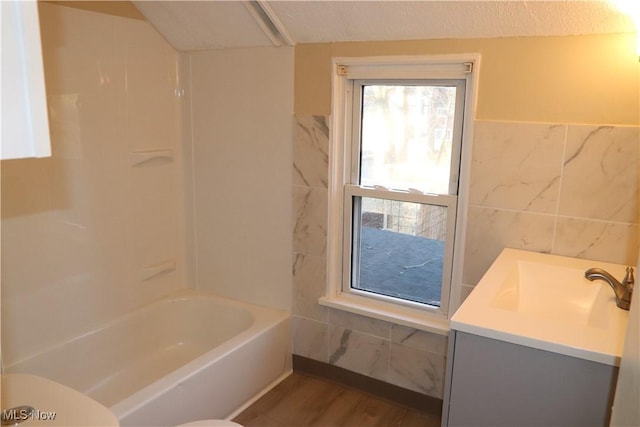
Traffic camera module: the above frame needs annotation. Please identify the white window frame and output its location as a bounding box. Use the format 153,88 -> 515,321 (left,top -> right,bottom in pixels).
319,55 -> 480,334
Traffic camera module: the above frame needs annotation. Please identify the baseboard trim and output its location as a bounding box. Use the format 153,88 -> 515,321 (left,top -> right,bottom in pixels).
292,354 -> 443,415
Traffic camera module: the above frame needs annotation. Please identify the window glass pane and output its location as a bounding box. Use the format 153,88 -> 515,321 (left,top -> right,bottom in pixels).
353,196 -> 447,307
360,85 -> 457,194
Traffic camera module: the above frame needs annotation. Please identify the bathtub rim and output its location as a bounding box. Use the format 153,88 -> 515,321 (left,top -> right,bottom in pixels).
4,288 -> 288,370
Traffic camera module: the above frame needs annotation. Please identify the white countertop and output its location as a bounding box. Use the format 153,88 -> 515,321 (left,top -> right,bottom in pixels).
451,248 -> 630,366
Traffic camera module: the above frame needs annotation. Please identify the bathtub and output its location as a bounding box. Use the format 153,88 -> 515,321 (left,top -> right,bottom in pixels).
6,290 -> 291,426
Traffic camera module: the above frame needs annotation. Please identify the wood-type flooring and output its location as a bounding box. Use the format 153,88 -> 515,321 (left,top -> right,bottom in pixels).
233,372 -> 441,427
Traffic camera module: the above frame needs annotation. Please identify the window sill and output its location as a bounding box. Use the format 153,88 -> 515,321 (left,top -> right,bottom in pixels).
319,293 -> 450,336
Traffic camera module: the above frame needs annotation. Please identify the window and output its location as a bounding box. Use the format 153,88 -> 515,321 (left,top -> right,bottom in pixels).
321,56 -> 478,332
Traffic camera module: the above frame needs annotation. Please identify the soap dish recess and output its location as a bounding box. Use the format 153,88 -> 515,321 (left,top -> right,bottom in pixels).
130,149 -> 173,167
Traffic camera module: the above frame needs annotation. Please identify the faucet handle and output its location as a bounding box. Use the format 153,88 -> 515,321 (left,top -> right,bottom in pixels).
623,266 -> 634,288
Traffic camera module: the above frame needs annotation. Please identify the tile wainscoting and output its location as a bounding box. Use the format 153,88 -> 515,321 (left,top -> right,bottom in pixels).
465,121 -> 639,286
291,115 -> 639,398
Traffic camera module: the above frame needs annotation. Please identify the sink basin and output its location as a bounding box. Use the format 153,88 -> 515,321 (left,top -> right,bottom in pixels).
1,373 -> 119,426
490,260 -> 614,328
451,248 -> 630,366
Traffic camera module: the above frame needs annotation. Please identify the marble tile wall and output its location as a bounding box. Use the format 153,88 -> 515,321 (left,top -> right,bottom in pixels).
292,115 -> 448,398
465,121 -> 639,289
291,115 -> 639,399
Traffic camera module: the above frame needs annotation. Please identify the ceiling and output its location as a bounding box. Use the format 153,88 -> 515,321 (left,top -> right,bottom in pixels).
132,1 -> 637,52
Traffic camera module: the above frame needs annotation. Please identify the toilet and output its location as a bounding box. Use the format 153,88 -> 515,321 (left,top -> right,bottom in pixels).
177,420 -> 242,427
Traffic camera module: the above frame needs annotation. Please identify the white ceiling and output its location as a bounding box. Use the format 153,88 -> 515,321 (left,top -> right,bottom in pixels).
133,1 -> 636,52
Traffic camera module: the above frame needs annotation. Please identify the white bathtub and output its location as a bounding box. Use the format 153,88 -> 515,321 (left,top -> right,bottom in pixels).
6,290 -> 291,426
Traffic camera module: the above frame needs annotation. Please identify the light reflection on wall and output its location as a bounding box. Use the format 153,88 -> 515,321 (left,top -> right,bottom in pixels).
611,0 -> 640,55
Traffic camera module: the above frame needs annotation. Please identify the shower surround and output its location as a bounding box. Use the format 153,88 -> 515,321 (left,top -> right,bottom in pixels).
1,3 -> 186,366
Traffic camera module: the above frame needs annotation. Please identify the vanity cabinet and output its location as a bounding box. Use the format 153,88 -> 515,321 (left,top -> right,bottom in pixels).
442,249 -> 628,427
442,330 -> 618,427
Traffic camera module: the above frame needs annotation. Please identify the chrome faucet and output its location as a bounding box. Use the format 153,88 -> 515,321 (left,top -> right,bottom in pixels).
584,266 -> 634,310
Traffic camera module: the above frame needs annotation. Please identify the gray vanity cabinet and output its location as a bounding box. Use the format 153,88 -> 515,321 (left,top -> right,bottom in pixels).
441,330 -> 619,427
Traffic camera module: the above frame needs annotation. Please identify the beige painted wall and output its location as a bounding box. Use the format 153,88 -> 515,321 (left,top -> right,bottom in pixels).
295,33 -> 640,125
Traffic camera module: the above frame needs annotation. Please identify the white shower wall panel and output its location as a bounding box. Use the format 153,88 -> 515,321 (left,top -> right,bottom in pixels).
187,47 -> 294,311
1,3 -> 186,365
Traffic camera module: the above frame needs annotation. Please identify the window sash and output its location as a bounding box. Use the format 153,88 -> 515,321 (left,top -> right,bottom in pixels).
349,79 -> 466,196
342,184 -> 457,315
